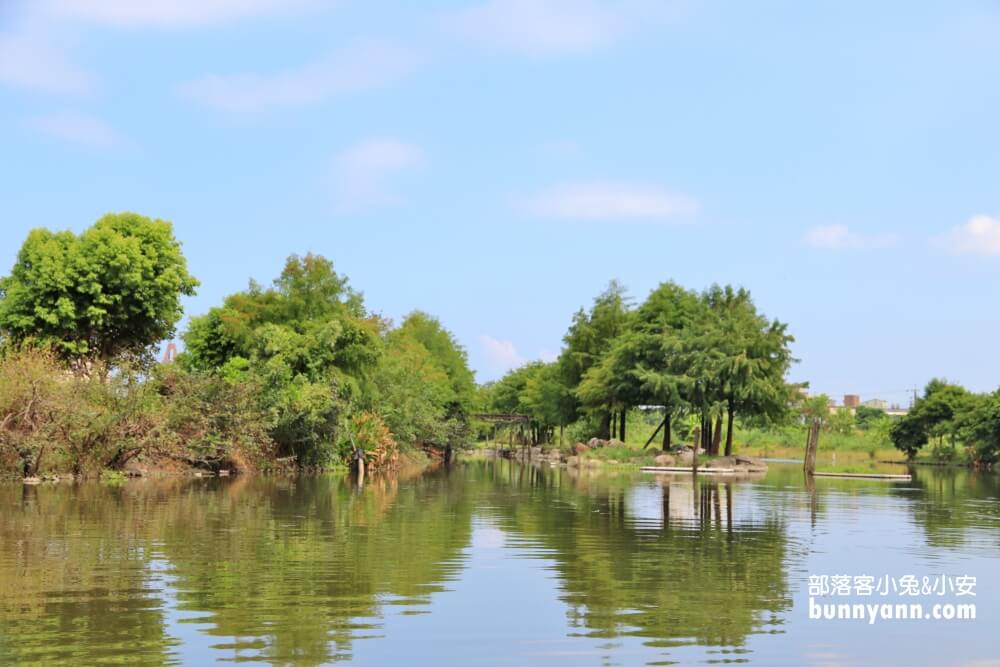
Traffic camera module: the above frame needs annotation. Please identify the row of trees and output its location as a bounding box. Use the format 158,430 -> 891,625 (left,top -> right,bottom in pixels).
179,253 -> 477,465
485,281 -> 796,455
0,213 -> 477,475
890,379 -> 1000,465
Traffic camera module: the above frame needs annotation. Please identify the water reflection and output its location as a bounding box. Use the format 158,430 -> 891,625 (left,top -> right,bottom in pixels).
477,462 -> 790,652
0,472 -> 475,665
0,461 -> 997,665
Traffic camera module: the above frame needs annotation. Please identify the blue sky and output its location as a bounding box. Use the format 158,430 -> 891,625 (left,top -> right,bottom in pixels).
2,1 -> 999,403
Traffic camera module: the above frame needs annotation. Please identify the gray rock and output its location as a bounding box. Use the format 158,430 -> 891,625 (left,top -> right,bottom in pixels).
654,454 -> 676,466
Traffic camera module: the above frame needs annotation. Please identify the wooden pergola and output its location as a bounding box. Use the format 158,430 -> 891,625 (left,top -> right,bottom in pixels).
471,414 -> 532,450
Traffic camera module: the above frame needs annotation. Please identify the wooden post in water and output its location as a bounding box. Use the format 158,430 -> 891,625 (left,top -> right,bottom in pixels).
803,418 -> 821,476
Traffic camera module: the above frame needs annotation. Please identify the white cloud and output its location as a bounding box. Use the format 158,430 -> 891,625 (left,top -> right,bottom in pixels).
332,138 -> 422,209
945,215 -> 1000,256
804,224 -> 897,250
443,0 -> 625,55
538,349 -> 558,363
0,30 -> 94,95
177,41 -> 419,114
39,0 -> 321,28
479,335 -> 527,374
26,111 -> 127,149
528,181 -> 699,221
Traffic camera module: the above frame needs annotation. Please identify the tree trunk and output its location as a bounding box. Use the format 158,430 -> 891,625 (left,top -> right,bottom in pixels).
663,412 -> 672,451
702,413 -> 711,453
611,411 -> 618,440
619,409 -> 626,442
725,401 -> 735,457
599,411 -> 611,440
712,414 -> 723,456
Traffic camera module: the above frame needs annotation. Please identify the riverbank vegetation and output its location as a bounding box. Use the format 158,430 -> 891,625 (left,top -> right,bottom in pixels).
483,281 -> 796,456
888,379 -> 1000,466
3,213 -> 997,478
482,283 -> 999,469
0,213 -> 476,478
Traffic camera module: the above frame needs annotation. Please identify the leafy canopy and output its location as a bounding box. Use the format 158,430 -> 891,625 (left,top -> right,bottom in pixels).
0,212 -> 198,365
181,254 -> 381,465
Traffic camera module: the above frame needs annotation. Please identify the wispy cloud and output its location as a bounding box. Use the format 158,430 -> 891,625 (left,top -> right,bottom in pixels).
528,181 -> 699,222
804,224 -> 897,250
944,215 -> 1000,256
332,138 -> 422,209
442,0 -> 626,55
26,111 -> 129,149
38,0 -> 322,28
0,29 -> 94,95
177,41 -> 419,114
479,335 -> 527,375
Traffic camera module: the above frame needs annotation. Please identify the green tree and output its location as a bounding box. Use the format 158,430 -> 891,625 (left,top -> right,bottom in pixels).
560,280 -> 632,438
623,282 -> 703,450
801,394 -> 831,423
181,254 -> 381,465
890,379 -> 971,460
855,405 -> 887,429
953,390 -> 1000,465
698,285 -> 794,455
522,362 -> 576,443
366,331 -> 452,447
396,311 -> 476,415
825,408 -> 856,435
0,213 -> 198,367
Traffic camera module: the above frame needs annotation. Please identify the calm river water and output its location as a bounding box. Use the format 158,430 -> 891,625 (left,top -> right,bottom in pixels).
1,460 -> 997,666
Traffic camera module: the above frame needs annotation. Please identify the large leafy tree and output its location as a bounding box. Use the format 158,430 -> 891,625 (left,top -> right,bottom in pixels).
622,282 -> 703,450
366,332 -> 452,447
370,313 -> 477,448
954,390 -> 1000,465
0,213 -> 198,367
181,254 -> 381,464
890,379 -> 973,460
561,280 -> 632,438
488,279 -> 796,455
699,285 -> 794,455
395,311 -> 476,415
523,361 -> 576,443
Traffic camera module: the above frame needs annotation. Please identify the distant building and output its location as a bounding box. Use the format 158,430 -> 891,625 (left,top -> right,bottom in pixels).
843,394 -> 860,408
161,342 -> 177,364
827,398 -> 855,415
862,398 -> 889,411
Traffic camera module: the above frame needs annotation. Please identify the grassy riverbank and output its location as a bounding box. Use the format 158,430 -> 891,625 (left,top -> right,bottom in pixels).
476,409 -> 913,473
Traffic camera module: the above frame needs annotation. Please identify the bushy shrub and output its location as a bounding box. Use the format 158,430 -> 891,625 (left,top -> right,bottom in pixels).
0,347 -> 164,476
154,364 -> 271,471
53,365 -> 164,474
929,441 -> 959,463
0,347 -> 64,475
341,411 -> 398,471
565,414 -> 602,444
